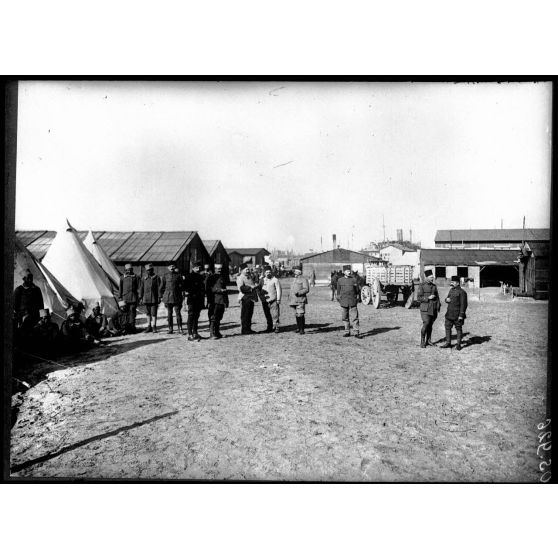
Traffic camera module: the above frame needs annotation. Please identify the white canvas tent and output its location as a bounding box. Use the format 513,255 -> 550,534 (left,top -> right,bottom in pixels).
83,230 -> 121,289
42,221 -> 119,318
14,239 -> 78,326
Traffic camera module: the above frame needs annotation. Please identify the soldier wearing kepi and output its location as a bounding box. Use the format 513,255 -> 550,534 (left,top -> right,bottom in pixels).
288,265 -> 310,334
337,265 -> 361,338
441,275 -> 468,351
260,265 -> 282,333
207,263 -> 229,339
417,269 -> 441,348
184,261 -> 206,341
159,264 -> 184,334
119,263 -> 140,333
139,263 -> 161,333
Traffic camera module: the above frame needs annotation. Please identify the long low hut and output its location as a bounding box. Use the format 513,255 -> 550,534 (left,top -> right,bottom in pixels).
16,230 -> 210,278
420,248 -> 520,288
300,248 -> 381,284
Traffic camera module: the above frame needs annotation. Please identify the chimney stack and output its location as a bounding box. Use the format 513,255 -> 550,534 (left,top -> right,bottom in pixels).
332,234 -> 336,251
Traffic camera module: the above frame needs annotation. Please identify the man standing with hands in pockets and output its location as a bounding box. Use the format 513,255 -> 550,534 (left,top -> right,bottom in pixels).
441,275 -> 468,351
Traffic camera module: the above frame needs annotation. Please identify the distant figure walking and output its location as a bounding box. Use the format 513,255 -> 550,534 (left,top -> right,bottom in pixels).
416,269 -> 440,348
441,275 -> 468,351
337,265 -> 360,338
310,269 -> 316,287
288,265 -> 310,334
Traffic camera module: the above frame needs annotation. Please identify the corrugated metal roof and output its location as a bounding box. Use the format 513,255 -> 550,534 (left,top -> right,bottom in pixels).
421,249 -> 519,266
94,231 -> 133,257
16,230 -> 200,262
24,231 -> 57,260
111,232 -> 163,261
227,248 -> 271,256
435,228 -> 550,243
141,231 -> 197,261
16,230 -> 48,246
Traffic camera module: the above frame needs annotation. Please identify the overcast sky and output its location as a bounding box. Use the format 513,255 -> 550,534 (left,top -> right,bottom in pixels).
15,81 -> 552,252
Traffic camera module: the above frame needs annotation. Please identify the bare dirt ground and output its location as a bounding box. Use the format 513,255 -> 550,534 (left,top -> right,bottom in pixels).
10,282 -> 548,481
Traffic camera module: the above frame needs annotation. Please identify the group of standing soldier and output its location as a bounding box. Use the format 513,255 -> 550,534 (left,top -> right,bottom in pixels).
14,261 -> 470,354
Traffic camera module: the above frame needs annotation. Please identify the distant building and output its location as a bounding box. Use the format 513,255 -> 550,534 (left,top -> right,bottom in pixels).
300,248 -> 382,284
361,242 -> 381,259
227,248 -> 271,269
379,243 -> 417,263
518,241 -> 549,299
420,248 -> 519,288
202,240 -> 231,268
434,228 -> 549,250
16,230 -> 210,278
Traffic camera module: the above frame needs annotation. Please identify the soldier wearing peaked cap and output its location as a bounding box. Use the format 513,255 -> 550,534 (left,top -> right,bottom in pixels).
206,263 -> 229,339
337,265 -> 361,338
441,276 -> 468,351
139,263 -> 161,333
184,261 -> 206,340
119,263 -> 140,333
417,269 -> 441,348
159,264 -> 184,334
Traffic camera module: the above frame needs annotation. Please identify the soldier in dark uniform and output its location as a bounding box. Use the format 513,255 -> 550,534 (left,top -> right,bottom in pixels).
60,305 -> 97,352
85,302 -> 111,339
184,261 -> 205,341
416,269 -> 441,348
441,275 -> 468,351
330,270 -> 339,301
202,264 -> 213,309
159,264 -> 184,334
14,270 -> 44,332
139,263 -> 161,333
108,300 -> 129,335
206,263 -> 229,339
119,263 -> 140,333
337,265 -> 361,338
32,308 -> 60,356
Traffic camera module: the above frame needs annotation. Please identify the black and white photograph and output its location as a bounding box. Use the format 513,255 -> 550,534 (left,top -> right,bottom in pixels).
4,79 -> 552,482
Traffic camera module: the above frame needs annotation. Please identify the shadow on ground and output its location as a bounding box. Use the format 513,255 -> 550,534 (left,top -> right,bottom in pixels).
11,410 -> 179,474
359,326 -> 401,338
12,337 -> 172,395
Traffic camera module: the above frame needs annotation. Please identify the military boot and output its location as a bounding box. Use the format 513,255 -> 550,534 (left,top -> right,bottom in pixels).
295,316 -> 301,333
420,332 -> 426,348
167,315 -> 174,334
299,316 -> 305,335
455,330 -> 463,351
440,329 -> 452,348
343,323 -> 350,337
209,320 -> 216,339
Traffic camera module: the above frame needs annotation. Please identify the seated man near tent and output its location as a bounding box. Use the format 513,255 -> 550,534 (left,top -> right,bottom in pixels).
32,308 -> 61,356
14,269 -> 44,337
85,302 -> 111,339
60,304 -> 98,352
107,300 -> 131,336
